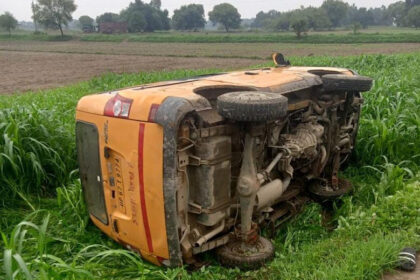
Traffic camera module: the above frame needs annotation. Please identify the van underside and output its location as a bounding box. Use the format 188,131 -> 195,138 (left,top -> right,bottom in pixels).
76,62 -> 373,269
171,76 -> 369,268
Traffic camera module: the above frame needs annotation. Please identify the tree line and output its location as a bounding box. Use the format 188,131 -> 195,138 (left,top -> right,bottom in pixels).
1,0 -> 419,37
92,1 -> 241,33
79,0 -> 420,35
253,0 -> 420,37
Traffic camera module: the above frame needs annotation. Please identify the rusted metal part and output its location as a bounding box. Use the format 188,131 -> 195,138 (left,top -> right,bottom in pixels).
190,136 -> 231,210
198,125 -> 232,138
237,133 -> 260,242
234,222 -> 259,244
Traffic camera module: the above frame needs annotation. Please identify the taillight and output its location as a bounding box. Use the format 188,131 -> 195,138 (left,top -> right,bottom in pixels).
104,94 -> 133,118
147,104 -> 160,122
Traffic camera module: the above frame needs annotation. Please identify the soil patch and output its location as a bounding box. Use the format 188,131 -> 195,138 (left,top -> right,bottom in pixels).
0,50 -> 264,94
1,41 -> 419,59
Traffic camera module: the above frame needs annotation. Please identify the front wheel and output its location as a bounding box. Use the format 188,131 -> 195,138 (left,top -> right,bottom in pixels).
216,236 -> 275,270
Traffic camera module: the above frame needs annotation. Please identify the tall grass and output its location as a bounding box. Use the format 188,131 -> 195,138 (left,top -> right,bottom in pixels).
0,69 -> 218,205
1,181 -> 417,279
1,53 -> 419,279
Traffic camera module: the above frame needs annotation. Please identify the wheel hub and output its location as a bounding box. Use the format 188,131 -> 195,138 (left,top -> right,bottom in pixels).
226,238 -> 269,256
308,178 -> 353,200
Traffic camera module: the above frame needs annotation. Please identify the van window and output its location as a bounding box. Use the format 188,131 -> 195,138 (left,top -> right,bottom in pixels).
76,121 -> 108,225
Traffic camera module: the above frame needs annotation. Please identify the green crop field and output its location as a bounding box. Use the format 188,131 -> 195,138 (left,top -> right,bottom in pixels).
81,32 -> 420,44
1,29 -> 420,44
0,53 -> 419,279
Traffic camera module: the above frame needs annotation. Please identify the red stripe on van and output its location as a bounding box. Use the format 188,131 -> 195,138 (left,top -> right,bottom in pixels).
138,123 -> 153,253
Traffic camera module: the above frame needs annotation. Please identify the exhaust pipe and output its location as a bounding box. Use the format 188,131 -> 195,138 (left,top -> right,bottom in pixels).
256,177 -> 291,210
194,219 -> 225,247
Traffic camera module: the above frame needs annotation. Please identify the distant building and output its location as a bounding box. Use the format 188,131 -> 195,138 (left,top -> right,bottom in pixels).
99,22 -> 128,34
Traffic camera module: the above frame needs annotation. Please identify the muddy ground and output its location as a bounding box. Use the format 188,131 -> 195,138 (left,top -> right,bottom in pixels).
0,50 -> 264,94
1,41 -> 419,59
1,41 -> 419,94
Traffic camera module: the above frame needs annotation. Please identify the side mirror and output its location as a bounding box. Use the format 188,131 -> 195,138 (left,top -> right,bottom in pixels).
272,53 -> 291,66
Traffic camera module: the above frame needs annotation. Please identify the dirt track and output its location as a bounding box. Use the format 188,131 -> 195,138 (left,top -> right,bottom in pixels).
0,50 -> 264,94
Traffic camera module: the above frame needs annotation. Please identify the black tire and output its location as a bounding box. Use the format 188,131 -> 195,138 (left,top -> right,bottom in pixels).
398,247 -> 417,272
216,237 -> 275,270
217,91 -> 288,122
321,74 -> 373,92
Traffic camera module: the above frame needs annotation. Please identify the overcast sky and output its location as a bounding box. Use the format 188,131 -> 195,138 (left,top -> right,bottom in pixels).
1,0 -> 398,21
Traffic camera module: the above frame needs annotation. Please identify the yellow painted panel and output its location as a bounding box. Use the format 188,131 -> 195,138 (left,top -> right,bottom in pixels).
75,110 -> 169,261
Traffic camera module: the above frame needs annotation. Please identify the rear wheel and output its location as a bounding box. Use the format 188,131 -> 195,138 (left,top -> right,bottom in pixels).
321,74 -> 373,92
217,91 -> 288,122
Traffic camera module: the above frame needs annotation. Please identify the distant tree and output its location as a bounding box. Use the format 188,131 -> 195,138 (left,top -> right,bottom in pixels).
208,3 -> 241,32
302,7 -> 331,30
96,13 -> 120,24
172,4 -> 205,31
369,6 -> 392,26
126,10 -> 147,32
345,4 -> 357,26
0,12 -> 18,36
252,11 -> 265,28
351,22 -> 362,34
120,1 -> 170,32
79,16 -> 94,32
290,14 -> 309,38
347,6 -> 373,28
254,1 -> 398,32
387,1 -> 407,26
321,0 -> 349,28
31,1 -> 41,32
253,10 -> 281,29
405,0 -> 420,9
406,5 -> 420,27
271,13 -> 291,31
240,18 -> 254,30
150,0 -> 161,9
33,0 -> 77,37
